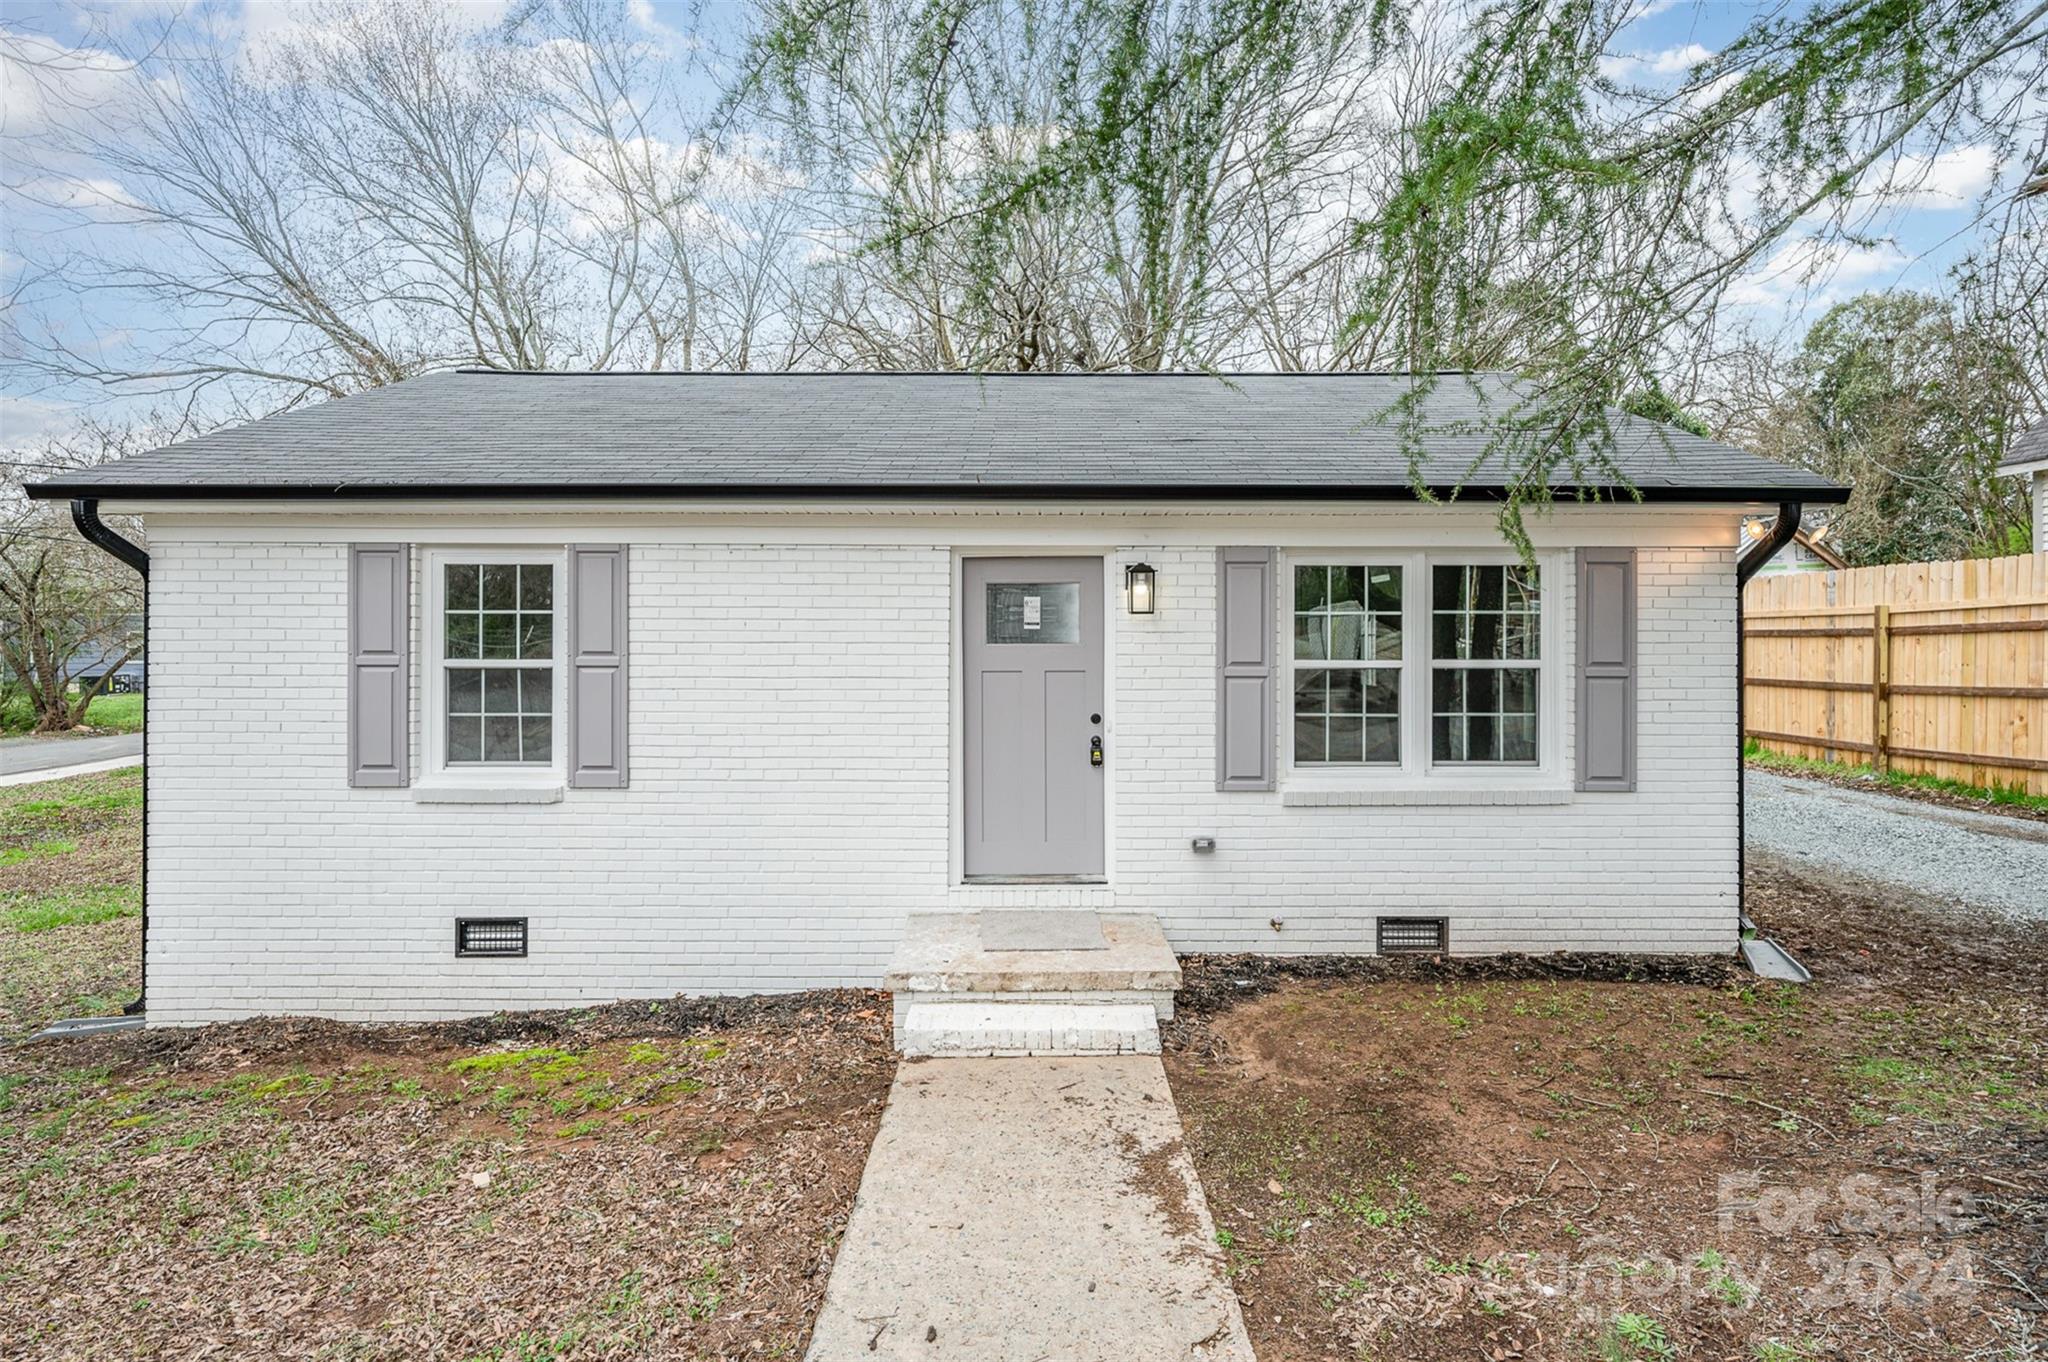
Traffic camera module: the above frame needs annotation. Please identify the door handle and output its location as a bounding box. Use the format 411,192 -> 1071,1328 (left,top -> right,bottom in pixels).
1090,736 -> 1104,767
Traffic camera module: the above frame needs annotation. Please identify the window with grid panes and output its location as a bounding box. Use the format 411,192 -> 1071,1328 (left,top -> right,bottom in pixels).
441,562 -> 556,765
1290,563 -> 1403,764
1429,563 -> 1540,763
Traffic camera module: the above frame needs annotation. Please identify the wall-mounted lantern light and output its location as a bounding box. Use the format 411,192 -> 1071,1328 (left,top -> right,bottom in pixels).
1125,562 -> 1157,615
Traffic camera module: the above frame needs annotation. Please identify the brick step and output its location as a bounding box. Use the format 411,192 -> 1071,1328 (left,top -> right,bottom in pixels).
897,1000 -> 1161,1058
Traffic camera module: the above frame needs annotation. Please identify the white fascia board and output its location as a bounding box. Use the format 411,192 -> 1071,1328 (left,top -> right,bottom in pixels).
125,499 -> 1765,549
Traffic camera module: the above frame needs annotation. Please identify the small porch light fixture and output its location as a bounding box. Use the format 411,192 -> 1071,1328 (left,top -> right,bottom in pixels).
1125,562 -> 1157,614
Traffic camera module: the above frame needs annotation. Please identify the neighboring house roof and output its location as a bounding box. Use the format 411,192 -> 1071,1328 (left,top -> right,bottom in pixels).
66,646 -> 144,675
1795,528 -> 1849,570
28,369 -> 1847,504
1739,516 -> 1848,570
2001,421 -> 2048,476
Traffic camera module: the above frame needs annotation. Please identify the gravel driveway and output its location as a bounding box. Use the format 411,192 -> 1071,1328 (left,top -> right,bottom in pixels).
1746,770 -> 2048,922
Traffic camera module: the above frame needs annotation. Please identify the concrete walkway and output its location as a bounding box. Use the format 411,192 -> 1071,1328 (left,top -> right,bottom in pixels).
806,1056 -> 1252,1362
0,731 -> 142,780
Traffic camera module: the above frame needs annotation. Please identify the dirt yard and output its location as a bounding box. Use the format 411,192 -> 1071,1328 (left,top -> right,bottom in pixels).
1164,862 -> 2048,1361
0,995 -> 896,1360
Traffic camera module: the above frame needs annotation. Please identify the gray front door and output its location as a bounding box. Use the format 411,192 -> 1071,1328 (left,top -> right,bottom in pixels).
963,557 -> 1105,879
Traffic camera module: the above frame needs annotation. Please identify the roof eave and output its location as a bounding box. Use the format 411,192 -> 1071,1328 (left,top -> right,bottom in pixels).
26,479 -> 1851,505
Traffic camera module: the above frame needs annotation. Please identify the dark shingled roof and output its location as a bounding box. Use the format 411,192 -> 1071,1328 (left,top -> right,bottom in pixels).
2001,421 -> 2048,472
29,369 -> 1846,503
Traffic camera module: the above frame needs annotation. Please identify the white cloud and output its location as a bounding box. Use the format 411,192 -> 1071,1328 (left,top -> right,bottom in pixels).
1645,42 -> 1712,75
236,0 -> 515,66
1863,145 -> 1997,210
0,33 -> 136,138
0,395 -> 86,450
1599,42 -> 1712,82
627,0 -> 665,33
12,174 -> 147,220
1725,236 -> 1911,309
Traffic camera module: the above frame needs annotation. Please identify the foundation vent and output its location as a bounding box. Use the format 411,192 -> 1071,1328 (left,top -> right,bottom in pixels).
1377,917 -> 1447,954
456,917 -> 528,958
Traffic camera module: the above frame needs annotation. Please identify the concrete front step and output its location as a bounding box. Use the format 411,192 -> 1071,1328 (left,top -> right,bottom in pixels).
899,1000 -> 1162,1058
885,912 -> 1183,1055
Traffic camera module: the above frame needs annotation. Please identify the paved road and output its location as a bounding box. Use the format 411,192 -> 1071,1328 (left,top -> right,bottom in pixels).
1746,769 -> 2048,922
0,731 -> 143,778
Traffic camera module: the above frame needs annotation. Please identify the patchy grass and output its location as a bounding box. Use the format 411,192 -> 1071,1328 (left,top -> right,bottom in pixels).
4,885 -> 139,933
1166,859 -> 2048,1361
0,767 -> 143,1037
0,838 -> 77,867
1745,739 -> 2048,816
0,690 -> 144,736
0,996 -> 895,1358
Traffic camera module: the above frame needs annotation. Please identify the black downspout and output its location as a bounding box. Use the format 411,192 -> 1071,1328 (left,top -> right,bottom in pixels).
70,499 -> 148,1017
1733,502 -> 1803,930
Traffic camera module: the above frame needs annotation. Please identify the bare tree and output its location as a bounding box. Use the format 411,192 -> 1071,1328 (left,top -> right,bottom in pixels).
0,423 -> 151,733
2,0 -> 806,417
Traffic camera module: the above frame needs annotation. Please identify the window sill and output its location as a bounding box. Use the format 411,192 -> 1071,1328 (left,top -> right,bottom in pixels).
1281,785 -> 1573,808
411,783 -> 565,806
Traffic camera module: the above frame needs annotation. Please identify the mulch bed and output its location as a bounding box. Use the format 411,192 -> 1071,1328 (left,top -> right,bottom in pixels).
0,989 -> 897,1361
1163,859 -> 2048,1361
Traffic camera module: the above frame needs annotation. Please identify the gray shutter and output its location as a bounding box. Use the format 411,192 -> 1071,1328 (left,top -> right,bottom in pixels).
1216,546 -> 1276,791
568,545 -> 628,789
348,544 -> 410,788
1575,547 -> 1636,792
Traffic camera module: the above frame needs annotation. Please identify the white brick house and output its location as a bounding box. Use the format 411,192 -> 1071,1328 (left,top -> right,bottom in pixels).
34,372 -> 1843,1026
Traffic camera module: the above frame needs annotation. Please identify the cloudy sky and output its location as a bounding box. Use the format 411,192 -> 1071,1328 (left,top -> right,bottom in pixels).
0,0 -> 2027,446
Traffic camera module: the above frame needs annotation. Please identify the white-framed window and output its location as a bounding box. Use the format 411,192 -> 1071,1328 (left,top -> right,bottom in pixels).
425,549 -> 566,779
1284,551 -> 1559,781
1290,563 -> 1404,765
1430,563 -> 1541,764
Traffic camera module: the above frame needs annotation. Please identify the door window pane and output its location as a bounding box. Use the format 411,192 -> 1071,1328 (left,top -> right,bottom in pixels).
986,582 -> 1082,644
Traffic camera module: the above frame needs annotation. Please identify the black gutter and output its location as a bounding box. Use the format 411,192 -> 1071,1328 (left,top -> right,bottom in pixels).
26,480 -> 1853,504
1733,502 -> 1804,931
70,499 -> 148,1017
1736,502 -> 1803,584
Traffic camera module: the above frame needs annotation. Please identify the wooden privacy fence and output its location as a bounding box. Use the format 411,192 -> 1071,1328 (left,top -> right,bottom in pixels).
1741,552 -> 2048,796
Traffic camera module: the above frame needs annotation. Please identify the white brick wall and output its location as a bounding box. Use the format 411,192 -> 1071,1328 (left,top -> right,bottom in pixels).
142,511 -> 1741,1024
1106,543 -> 1736,955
